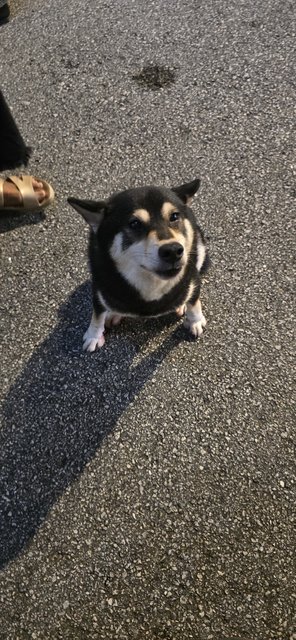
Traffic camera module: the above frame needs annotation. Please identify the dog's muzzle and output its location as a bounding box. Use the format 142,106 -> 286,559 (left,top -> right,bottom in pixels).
156,242 -> 184,278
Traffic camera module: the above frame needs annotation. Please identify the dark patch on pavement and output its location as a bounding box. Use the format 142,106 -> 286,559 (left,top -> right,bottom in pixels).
133,65 -> 176,89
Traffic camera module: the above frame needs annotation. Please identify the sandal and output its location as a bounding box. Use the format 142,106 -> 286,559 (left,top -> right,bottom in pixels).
0,175 -> 55,212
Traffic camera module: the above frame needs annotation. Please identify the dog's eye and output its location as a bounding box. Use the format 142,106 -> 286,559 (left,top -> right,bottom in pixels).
129,218 -> 143,231
169,212 -> 180,223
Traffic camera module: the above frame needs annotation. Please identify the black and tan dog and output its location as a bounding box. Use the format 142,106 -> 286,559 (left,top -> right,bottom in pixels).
68,179 -> 209,351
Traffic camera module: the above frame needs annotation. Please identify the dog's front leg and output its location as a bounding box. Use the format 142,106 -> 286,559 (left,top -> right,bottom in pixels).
183,297 -> 207,338
83,300 -> 107,352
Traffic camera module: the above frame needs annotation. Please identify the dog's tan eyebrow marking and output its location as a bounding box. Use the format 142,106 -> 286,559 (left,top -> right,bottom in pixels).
133,208 -> 151,224
161,202 -> 177,220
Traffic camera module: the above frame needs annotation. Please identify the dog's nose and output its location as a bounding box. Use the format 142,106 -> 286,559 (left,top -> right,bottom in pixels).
158,242 -> 184,263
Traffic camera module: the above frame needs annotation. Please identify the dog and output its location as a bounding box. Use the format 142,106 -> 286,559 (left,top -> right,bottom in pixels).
67,179 -> 209,351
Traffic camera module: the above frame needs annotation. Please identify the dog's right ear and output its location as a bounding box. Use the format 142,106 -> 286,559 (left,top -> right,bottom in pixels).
172,179 -> 201,205
67,198 -> 106,232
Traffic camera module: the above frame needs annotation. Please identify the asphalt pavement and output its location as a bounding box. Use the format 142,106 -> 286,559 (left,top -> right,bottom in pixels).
0,0 -> 295,638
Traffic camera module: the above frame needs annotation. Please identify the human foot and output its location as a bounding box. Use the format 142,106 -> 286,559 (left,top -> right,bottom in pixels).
0,175 -> 55,212
2,178 -> 45,207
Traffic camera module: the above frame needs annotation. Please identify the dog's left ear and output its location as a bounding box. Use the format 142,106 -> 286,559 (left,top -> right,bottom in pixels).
172,178 -> 200,204
67,198 -> 106,232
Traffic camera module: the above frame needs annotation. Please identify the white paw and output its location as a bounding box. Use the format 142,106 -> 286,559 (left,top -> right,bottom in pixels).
183,313 -> 207,337
83,326 -> 105,352
175,305 -> 186,318
105,312 -> 122,329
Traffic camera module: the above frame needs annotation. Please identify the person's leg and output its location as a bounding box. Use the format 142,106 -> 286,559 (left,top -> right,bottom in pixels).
0,92 -> 54,212
0,1 -> 9,23
0,91 -> 31,170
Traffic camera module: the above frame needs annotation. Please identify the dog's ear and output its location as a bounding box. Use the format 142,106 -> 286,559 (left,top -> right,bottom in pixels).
172,178 -> 200,204
67,198 -> 106,232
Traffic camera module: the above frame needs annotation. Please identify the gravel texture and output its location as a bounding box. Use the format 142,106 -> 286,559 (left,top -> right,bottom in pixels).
0,0 -> 295,638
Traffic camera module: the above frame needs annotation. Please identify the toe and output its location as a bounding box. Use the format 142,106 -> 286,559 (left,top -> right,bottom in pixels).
37,189 -> 46,203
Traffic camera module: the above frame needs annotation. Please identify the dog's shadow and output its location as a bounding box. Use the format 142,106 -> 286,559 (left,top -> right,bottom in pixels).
0,282 -> 185,568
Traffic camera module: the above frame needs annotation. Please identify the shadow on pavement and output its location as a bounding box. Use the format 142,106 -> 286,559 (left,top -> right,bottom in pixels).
0,281 -> 183,568
0,209 -> 46,234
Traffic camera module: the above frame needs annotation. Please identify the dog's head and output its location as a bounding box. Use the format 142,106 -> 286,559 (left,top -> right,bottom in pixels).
68,179 -> 200,286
